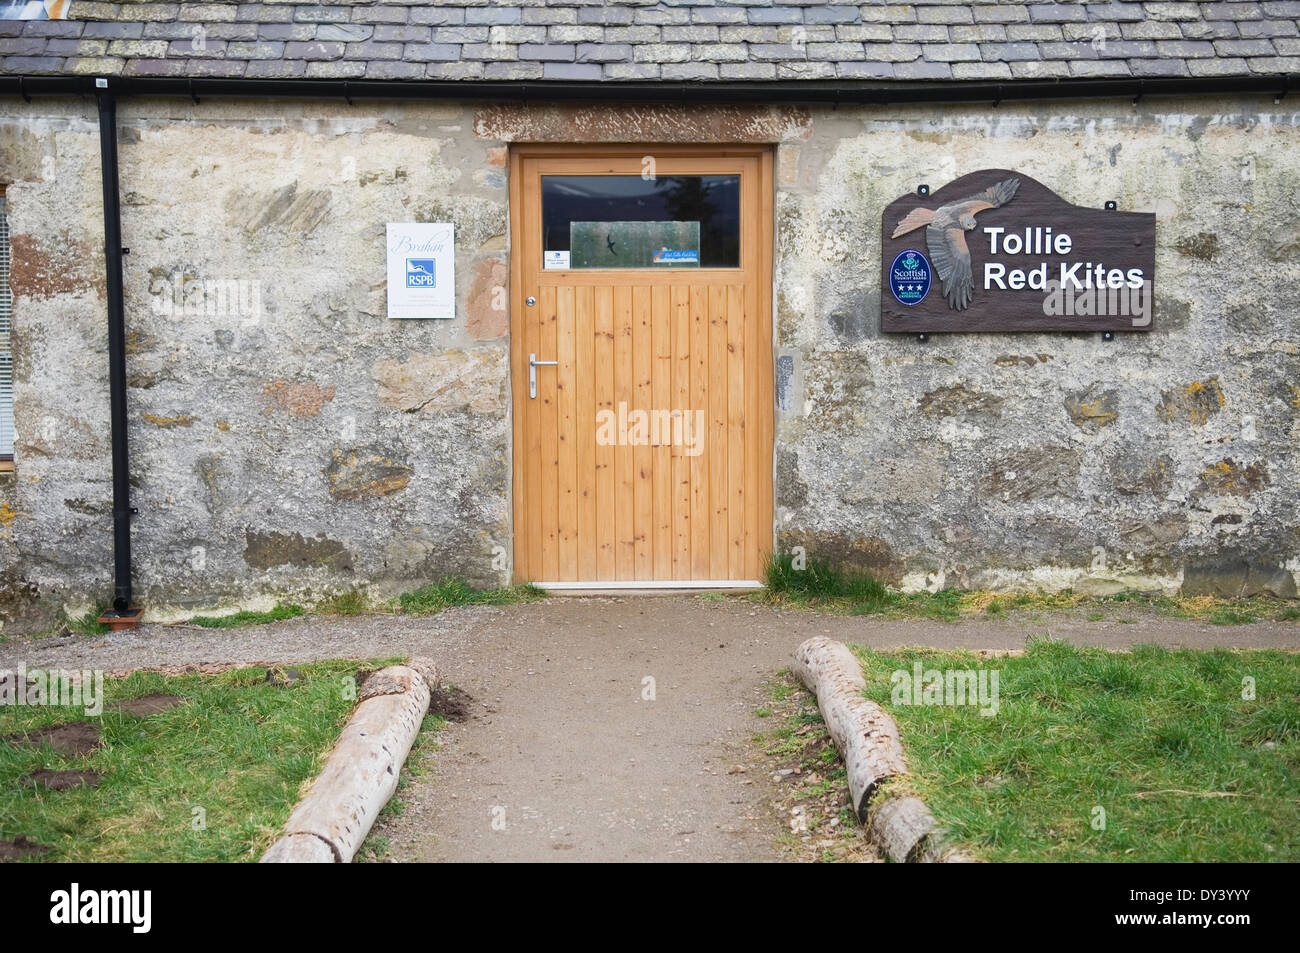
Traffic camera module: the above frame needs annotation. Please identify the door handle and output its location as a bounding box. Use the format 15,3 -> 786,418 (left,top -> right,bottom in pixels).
529,353 -> 557,399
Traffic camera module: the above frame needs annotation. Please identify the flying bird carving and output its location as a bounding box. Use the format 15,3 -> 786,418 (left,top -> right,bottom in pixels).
891,178 -> 1021,311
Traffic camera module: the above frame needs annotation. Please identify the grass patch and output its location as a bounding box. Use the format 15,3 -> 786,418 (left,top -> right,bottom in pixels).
65,605 -> 111,637
0,658 -> 403,862
313,590 -> 370,616
188,604 -> 305,628
395,577 -> 543,615
763,554 -> 962,620
1210,607 -> 1258,626
850,640 -> 1300,862
758,553 -> 1299,625
29,577 -> 545,637
765,553 -> 889,604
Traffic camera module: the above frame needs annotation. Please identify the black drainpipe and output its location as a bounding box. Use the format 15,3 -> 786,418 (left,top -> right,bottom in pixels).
94,78 -> 139,625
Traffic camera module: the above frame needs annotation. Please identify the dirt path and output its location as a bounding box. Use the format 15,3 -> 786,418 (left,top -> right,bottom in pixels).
2,596 -> 1295,862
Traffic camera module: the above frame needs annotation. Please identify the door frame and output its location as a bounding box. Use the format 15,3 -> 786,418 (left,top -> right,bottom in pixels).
507,143 -> 775,586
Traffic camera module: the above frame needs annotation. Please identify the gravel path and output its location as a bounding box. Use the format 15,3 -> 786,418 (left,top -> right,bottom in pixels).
3,596 -> 1295,862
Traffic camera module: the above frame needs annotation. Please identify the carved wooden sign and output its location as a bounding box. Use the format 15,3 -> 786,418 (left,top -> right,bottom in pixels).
880,170 -> 1155,333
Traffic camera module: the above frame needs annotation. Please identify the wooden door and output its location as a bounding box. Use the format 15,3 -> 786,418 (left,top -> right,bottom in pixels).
510,145 -> 773,586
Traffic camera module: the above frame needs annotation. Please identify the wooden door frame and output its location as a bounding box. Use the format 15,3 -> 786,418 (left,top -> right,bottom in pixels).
507,143 -> 775,586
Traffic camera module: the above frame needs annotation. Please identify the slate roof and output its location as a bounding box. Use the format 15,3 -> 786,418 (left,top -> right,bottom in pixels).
1,2 -> 1299,84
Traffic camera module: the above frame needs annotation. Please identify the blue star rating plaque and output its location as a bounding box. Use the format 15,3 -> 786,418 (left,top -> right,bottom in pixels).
889,249 -> 932,306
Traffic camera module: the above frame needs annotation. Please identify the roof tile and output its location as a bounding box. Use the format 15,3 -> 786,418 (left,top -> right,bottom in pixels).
3,2 -> 1296,86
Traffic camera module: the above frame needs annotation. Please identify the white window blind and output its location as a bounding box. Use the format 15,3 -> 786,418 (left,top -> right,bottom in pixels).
0,192 -> 12,460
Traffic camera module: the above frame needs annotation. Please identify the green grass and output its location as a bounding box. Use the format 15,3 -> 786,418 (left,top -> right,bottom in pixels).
65,605 -> 110,637
849,639 -> 1300,862
760,552 -> 1300,625
763,553 -> 961,620
0,658 -> 404,862
395,578 -> 543,615
189,604 -> 305,628
313,590 -> 370,616
1210,607 -> 1258,625
156,577 -> 541,630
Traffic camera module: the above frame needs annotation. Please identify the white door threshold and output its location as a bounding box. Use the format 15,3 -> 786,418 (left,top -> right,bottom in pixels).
533,579 -> 763,591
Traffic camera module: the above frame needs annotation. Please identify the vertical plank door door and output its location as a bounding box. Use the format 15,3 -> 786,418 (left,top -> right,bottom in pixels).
510,146 -> 773,585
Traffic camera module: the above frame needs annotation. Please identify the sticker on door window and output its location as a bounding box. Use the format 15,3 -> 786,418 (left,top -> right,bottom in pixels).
653,249 -> 700,265
544,250 -> 570,270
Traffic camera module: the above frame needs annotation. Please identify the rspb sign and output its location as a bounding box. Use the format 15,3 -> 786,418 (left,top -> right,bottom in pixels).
387,222 -> 455,320
880,170 -> 1155,333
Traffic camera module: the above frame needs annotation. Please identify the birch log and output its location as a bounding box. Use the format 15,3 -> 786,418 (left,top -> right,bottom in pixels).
790,637 -> 977,863
790,636 -> 910,822
260,658 -> 438,864
868,795 -> 938,864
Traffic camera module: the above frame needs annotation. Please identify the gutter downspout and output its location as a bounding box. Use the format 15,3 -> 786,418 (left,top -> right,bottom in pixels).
93,77 -> 141,630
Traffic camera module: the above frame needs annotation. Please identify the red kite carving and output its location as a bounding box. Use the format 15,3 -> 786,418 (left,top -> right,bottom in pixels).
891,178 -> 1021,310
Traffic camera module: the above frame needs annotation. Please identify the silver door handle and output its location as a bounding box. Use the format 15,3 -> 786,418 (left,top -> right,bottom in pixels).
529,353 -> 557,399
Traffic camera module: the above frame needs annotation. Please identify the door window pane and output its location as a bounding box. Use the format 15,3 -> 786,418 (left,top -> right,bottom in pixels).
541,174 -> 740,269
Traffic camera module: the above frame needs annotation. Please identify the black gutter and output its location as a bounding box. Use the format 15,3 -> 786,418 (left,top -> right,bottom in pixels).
0,73 -> 1292,106
94,80 -> 137,621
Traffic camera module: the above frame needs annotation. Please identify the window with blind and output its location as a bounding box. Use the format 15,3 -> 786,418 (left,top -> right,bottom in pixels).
0,189 -> 12,469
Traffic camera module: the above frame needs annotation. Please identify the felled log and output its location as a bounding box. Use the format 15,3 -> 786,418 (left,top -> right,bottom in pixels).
790,636 -> 973,863
261,658 -> 438,864
790,636 -> 910,821
868,796 -> 937,864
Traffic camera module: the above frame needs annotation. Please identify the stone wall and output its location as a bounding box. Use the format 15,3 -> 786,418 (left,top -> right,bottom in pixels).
775,97 -> 1300,599
0,94 -> 1297,632
1,97 -> 512,631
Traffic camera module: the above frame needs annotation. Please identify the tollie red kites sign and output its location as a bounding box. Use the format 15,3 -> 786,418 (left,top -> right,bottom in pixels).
881,169 -> 1155,333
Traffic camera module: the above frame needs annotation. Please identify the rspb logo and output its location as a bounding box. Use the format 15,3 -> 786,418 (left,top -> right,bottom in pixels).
405,258 -> 437,288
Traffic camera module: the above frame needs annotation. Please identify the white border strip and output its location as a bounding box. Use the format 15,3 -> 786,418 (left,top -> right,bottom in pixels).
533,580 -> 764,590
